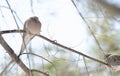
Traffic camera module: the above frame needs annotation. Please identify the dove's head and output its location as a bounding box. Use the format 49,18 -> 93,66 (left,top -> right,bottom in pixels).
30,16 -> 39,22
105,54 -> 112,58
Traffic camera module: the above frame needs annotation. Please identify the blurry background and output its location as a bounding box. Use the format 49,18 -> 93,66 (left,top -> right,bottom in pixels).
0,0 -> 120,76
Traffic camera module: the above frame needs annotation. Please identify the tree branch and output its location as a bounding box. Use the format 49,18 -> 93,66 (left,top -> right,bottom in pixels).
31,69 -> 49,76
22,52 -> 58,76
37,35 -> 110,67
0,29 -> 24,34
71,0 -> 105,55
0,29 -> 111,73
0,34 -> 31,76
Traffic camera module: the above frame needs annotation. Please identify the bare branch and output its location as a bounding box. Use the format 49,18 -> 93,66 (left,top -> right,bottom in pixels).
37,34 -> 110,67
0,29 -> 110,67
0,60 -> 14,75
94,0 -> 120,18
31,69 -> 49,76
0,5 -> 23,24
83,57 -> 89,76
71,0 -> 105,55
0,35 -> 31,76
30,0 -> 34,14
21,52 -> 58,76
0,29 -> 25,34
5,0 -> 20,29
21,53 -> 55,67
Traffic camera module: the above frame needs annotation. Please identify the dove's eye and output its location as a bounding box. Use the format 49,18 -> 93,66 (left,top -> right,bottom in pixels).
113,58 -> 117,62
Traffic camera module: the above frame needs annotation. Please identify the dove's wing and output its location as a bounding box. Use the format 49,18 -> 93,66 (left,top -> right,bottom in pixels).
20,21 -> 34,54
21,34 -> 34,52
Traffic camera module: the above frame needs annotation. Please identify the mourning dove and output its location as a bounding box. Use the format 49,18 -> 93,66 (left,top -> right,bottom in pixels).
105,54 -> 120,71
105,54 -> 120,66
20,16 -> 41,55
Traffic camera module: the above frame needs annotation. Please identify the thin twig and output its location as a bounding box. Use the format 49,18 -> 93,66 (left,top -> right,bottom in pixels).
30,0 -> 34,14
0,5 -> 23,25
37,34 -> 109,66
21,53 -> 56,69
83,57 -> 89,76
31,69 -> 49,76
0,60 -> 14,75
5,0 -> 20,29
21,52 -> 58,76
71,0 -> 105,55
0,6 -> 5,18
0,29 -> 24,34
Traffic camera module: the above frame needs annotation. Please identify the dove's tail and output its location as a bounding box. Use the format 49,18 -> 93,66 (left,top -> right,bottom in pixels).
20,34 -> 34,55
